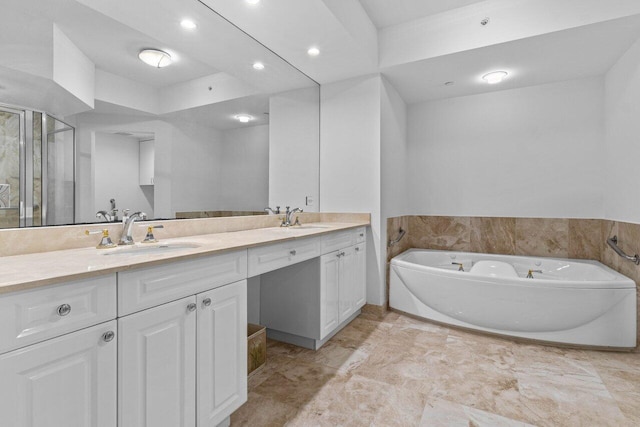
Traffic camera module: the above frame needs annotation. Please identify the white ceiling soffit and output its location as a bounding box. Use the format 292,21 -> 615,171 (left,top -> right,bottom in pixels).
162,94 -> 270,131
379,0 -> 640,69
359,0 -> 487,29
381,14 -> 640,104
199,0 -> 378,84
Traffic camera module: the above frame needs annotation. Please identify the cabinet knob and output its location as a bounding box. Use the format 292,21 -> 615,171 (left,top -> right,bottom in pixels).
202,298 -> 212,307
187,303 -> 197,312
359,233 -> 364,237
355,247 -> 360,252
57,303 -> 71,317
289,249 -> 297,256
102,331 -> 115,342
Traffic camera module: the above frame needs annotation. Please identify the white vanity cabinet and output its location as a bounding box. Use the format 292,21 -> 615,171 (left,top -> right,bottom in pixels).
117,252 -> 248,427
260,228 -> 367,349
0,275 -> 118,427
322,241 -> 367,339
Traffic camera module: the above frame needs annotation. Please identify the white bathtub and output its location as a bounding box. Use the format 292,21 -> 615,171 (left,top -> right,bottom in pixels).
390,249 -> 637,348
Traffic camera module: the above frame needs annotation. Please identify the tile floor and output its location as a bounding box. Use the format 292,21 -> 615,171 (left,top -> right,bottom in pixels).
231,311 -> 640,426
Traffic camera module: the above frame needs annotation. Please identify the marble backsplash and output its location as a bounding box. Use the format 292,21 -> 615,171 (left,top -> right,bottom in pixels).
386,215 -> 640,350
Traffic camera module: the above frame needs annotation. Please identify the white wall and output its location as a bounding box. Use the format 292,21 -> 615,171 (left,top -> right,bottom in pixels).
320,74 -> 383,305
93,133 -> 153,217
269,87 -> 320,211
407,77 -> 604,218
52,24 -> 94,109
605,37 -> 640,224
219,125 -> 269,211
168,120 -> 222,214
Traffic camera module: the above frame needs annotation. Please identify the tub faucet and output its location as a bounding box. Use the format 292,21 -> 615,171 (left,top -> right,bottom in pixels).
281,206 -> 303,227
526,269 -> 543,279
119,210 -> 147,245
96,208 -> 118,222
452,262 -> 464,272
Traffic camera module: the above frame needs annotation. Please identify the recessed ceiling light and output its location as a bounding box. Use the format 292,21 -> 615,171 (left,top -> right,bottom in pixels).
253,62 -> 265,70
138,49 -> 172,68
235,114 -> 253,123
307,47 -> 320,57
246,0 -> 260,5
482,71 -> 508,84
180,19 -> 197,30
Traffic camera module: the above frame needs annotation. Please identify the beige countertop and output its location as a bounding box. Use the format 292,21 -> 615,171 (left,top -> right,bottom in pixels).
0,222 -> 368,295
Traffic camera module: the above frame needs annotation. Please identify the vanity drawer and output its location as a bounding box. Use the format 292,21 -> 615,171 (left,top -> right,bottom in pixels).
118,250 -> 247,316
321,229 -> 357,253
354,227 -> 366,244
0,274 -> 116,354
248,237 -> 321,277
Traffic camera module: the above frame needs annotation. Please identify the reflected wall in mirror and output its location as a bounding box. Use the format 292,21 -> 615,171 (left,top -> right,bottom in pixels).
0,0 -> 320,228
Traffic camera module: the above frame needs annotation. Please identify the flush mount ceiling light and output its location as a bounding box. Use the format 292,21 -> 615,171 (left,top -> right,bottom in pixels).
138,49 -> 172,68
482,71 -> 508,84
235,114 -> 253,123
307,47 -> 320,57
253,62 -> 265,70
246,0 -> 260,4
180,19 -> 197,30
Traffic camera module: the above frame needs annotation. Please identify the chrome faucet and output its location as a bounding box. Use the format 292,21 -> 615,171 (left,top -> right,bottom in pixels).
96,209 -> 118,222
281,206 -> 303,227
265,206 -> 281,215
119,210 -> 147,245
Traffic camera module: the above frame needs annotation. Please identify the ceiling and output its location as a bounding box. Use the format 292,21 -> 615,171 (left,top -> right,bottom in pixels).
358,0 -> 487,29
203,0 -> 640,105
381,14 -> 640,104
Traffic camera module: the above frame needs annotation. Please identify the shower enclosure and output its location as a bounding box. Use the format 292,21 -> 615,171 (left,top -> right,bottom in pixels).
0,103 -> 75,228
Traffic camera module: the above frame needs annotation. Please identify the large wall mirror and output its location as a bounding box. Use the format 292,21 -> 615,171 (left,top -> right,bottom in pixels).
0,0 -> 320,228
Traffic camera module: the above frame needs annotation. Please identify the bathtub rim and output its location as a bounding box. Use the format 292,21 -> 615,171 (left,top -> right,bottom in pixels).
390,248 -> 636,290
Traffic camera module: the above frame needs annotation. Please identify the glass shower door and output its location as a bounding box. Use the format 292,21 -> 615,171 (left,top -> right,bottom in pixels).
43,115 -> 75,226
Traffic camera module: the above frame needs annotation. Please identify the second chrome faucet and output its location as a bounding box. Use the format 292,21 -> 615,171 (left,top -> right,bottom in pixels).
281,206 -> 303,227
119,210 -> 147,245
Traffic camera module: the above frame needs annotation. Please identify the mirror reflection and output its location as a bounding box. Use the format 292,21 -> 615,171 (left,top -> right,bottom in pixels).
0,0 -> 320,228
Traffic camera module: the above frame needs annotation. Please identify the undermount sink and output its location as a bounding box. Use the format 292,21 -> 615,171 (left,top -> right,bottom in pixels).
102,242 -> 200,256
265,225 -> 330,231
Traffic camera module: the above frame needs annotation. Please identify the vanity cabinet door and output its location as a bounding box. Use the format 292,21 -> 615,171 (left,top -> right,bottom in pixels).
353,243 -> 367,309
197,280 -> 247,427
320,252 -> 341,339
338,245 -> 356,322
118,296 -> 196,427
0,321 -> 117,427
139,139 -> 154,185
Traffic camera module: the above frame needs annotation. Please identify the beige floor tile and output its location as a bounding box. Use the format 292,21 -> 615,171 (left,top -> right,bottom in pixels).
233,313 -> 640,427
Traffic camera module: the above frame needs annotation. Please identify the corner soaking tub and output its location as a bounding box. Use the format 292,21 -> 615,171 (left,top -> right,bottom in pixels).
390,249 -> 637,348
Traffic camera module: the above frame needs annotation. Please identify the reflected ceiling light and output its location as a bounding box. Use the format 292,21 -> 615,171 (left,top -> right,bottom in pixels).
138,49 -> 172,68
253,62 -> 265,70
482,71 -> 508,84
235,114 -> 253,123
180,19 -> 197,30
307,47 -> 320,57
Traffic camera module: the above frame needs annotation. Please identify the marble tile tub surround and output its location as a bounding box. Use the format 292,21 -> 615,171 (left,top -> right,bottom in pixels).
386,216 -> 640,351
0,212 -> 369,257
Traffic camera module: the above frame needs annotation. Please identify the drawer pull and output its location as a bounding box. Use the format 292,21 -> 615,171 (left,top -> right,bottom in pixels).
202,298 -> 212,307
289,249 -> 297,256
337,251 -> 346,258
57,304 -> 71,317
359,233 -> 364,237
187,303 -> 197,312
102,331 -> 115,342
